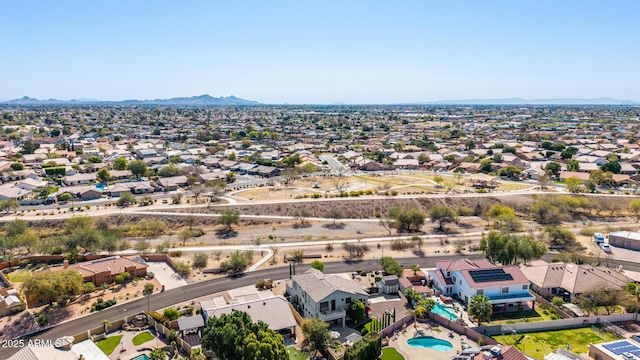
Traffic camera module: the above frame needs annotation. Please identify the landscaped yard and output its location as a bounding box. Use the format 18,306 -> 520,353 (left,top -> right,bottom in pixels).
96,335 -> 123,355
381,347 -> 405,360
132,331 -> 155,346
355,317 -> 382,334
6,270 -> 31,283
486,308 -> 560,325
287,346 -> 308,360
493,327 -> 620,359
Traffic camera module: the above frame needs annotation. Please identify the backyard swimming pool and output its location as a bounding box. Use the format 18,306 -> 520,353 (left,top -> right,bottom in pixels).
407,336 -> 453,352
431,303 -> 458,321
128,355 -> 149,360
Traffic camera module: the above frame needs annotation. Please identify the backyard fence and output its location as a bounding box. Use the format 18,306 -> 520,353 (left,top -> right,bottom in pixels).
429,312 -> 498,346
531,292 -> 572,319
379,314 -> 413,339
474,312 -> 638,336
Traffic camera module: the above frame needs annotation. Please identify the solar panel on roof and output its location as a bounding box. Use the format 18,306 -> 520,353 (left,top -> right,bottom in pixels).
603,340 -> 640,355
468,269 -> 513,283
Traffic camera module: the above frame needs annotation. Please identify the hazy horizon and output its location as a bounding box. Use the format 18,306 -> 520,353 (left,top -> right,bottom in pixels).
1,1 -> 639,104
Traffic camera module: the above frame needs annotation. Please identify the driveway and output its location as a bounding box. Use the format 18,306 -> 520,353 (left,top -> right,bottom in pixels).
146,262 -> 187,290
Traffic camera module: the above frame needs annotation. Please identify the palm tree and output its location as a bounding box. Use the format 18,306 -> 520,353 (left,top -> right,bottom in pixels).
409,305 -> 426,328
468,295 -> 493,326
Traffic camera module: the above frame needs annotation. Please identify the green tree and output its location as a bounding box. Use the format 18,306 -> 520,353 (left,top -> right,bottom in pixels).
127,160 -> 148,179
480,159 -> 492,173
164,307 -> 180,321
531,200 -> 561,225
601,161 -> 621,174
0,198 -> 20,214
149,349 -> 166,360
96,168 -> 111,182
158,165 -> 181,178
310,260 -> 325,272
567,159 -> 580,171
564,176 -> 583,193
380,256 -> 403,276
135,239 -> 151,254
301,317 -> 331,357
347,299 -> 366,323
192,252 -> 209,270
113,157 -> 128,171
468,295 -> 492,326
387,207 -> 425,233
545,161 -> 561,176
174,261 -> 191,277
5,219 -> 28,237
220,250 -> 250,272
201,311 -> 288,360
217,209 -> 240,232
117,192 -> 136,206
629,198 -> 640,223
428,205 -> 459,231
10,162 -> 24,170
21,270 -> 83,304
409,305 -> 426,328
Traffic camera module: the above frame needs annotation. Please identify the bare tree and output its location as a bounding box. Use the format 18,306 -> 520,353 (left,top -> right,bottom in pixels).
294,209 -> 310,225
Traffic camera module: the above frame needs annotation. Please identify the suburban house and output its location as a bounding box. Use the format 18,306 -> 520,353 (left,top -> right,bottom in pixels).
47,256 -> 148,286
429,259 -> 535,312
588,339 -> 640,360
57,185 -> 102,200
519,260 -> 632,300
156,175 -> 188,191
286,268 -> 369,327
201,292 -> 297,338
62,173 -> 96,186
108,181 -> 154,196
452,344 -> 529,360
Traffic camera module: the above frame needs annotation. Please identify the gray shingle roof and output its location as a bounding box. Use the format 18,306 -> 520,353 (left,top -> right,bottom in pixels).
292,268 -> 368,303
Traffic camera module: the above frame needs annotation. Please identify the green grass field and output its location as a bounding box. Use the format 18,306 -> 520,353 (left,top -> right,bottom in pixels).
486,309 -> 559,325
7,270 -> 31,283
287,346 -> 308,360
96,335 -> 123,355
132,331 -> 154,346
493,327 -> 620,359
381,347 -> 405,360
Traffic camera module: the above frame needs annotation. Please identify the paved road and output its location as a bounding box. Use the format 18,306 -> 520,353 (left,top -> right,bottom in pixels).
4,253 -> 640,358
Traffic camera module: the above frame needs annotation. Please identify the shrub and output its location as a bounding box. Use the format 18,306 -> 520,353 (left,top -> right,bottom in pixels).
144,282 -> 154,294
92,298 -> 117,311
148,311 -> 169,324
83,282 -> 96,294
169,250 -> 183,257
163,307 -> 180,321
552,297 -> 564,306
390,239 -> 411,250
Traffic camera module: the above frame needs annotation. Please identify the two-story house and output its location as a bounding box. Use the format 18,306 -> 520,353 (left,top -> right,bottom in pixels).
429,259 -> 535,312
286,268 -> 369,327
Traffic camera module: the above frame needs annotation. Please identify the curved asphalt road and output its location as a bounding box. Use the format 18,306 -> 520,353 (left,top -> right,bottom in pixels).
2,254 -> 639,357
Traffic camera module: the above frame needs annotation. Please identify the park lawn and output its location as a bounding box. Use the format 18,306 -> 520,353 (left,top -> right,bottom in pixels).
7,270 -> 31,283
381,347 -> 405,360
132,331 -> 155,346
493,327 -> 620,360
485,309 -> 558,325
97,335 -> 123,355
287,346 -> 308,360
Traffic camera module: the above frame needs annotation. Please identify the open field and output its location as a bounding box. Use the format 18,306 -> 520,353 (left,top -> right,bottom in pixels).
492,327 -> 620,359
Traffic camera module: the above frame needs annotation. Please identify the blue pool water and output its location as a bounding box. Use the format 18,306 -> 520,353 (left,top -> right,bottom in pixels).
129,355 -> 150,360
407,336 -> 453,351
431,303 -> 458,320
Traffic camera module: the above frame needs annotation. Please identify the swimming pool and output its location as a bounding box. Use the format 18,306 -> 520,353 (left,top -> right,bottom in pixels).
431,303 -> 458,320
128,355 -> 149,360
407,336 -> 453,352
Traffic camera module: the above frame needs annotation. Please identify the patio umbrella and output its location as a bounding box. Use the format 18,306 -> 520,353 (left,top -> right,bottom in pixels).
55,336 -> 74,348
331,331 -> 341,339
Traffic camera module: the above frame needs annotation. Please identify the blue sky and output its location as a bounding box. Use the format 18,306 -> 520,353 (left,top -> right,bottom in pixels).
1,1 -> 638,104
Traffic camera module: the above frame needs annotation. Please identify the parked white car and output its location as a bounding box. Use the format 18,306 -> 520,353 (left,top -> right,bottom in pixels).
599,243 -> 612,253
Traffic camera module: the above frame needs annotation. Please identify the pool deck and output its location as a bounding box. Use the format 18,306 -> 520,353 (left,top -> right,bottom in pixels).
388,322 -> 470,360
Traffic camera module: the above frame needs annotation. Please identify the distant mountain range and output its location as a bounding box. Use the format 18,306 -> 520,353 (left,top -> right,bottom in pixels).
422,97 -> 639,105
0,94 -> 260,105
